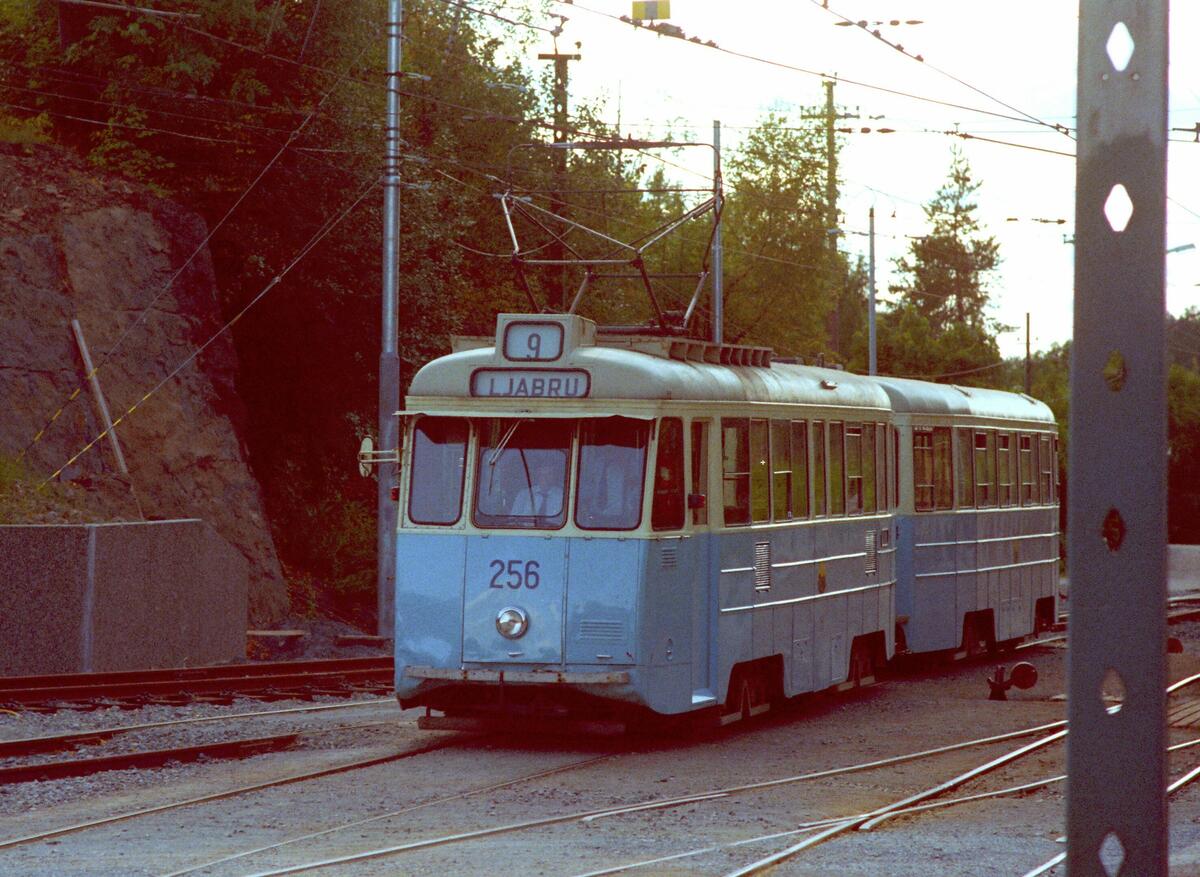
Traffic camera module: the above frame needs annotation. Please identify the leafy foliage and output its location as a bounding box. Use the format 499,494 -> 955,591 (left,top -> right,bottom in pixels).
881,147 -> 1002,382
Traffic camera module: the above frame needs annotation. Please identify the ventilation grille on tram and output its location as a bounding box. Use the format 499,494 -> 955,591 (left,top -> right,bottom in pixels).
580,620 -> 625,641
865,529 -> 878,575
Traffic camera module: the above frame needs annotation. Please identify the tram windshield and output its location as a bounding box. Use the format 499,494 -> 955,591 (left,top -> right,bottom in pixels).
474,419 -> 572,528
576,418 -> 649,530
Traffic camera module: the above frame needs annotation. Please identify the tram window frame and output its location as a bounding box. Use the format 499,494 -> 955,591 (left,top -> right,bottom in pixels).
721,418 -> 751,526
813,421 -> 827,517
845,424 -> 863,515
652,417 -> 686,531
690,420 -> 710,526
875,423 -> 887,512
770,420 -> 793,521
407,416 -> 468,526
1039,434 -> 1053,504
791,420 -> 810,518
997,433 -> 1014,507
913,429 -> 934,512
1019,434 -> 1036,505
974,430 -> 996,508
1051,435 -> 1060,503
575,417 -> 650,532
829,422 -> 846,516
863,423 -> 877,514
956,428 -> 974,509
933,427 -> 953,510
750,419 -> 771,523
473,418 -> 573,530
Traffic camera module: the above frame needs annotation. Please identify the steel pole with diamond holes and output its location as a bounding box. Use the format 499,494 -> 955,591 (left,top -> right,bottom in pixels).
1067,2 -> 1168,874
377,0 -> 402,637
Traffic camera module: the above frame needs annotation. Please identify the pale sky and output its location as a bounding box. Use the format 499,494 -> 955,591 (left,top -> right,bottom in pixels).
508,0 -> 1200,358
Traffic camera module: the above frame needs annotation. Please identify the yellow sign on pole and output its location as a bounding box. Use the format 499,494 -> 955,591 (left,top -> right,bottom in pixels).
631,1 -> 670,21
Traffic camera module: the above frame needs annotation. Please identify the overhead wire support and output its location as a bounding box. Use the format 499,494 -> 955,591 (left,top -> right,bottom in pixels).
498,136 -> 721,336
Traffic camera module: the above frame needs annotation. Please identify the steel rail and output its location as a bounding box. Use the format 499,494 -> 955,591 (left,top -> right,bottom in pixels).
0,737 -> 465,851
721,671 -> 1200,876
0,697 -> 393,759
157,754 -> 618,877
228,719 -> 1074,877
0,657 -> 391,692
0,720 -> 398,785
1020,760 -> 1200,877
0,667 -> 391,706
574,737 -> 1200,877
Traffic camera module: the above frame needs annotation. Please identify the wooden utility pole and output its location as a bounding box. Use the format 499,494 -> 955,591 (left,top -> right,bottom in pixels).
538,49 -> 581,311
824,79 -> 841,355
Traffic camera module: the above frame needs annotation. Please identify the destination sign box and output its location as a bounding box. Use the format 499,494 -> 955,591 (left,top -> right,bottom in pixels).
471,369 -> 590,398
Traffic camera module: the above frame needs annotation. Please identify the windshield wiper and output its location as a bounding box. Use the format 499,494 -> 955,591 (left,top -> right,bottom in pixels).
487,419 -> 526,467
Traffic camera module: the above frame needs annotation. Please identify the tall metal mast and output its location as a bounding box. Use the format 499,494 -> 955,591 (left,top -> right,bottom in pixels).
1067,1 -> 1168,872
377,0 -> 402,637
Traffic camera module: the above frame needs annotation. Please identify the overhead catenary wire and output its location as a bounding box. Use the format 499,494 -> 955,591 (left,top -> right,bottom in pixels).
808,0 -> 1074,140
38,175 -> 380,488
20,38 -> 375,465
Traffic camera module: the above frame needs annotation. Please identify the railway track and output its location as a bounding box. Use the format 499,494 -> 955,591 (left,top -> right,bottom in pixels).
0,717 -> 399,785
0,656 -> 393,712
198,670 -> 1200,877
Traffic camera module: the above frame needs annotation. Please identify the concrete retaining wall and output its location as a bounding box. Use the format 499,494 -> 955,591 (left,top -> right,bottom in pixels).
0,519 -> 247,675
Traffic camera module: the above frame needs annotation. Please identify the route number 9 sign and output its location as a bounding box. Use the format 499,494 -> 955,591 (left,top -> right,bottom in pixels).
503,322 -> 563,362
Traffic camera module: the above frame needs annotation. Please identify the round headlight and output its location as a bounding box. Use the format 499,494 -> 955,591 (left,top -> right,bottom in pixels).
496,606 -> 529,639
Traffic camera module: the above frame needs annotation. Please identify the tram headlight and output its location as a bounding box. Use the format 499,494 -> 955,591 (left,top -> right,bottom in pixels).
496,607 -> 529,639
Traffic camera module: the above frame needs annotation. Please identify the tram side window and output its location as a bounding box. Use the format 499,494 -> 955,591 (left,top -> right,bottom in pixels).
408,417 -> 467,525
1019,434 -> 1036,505
997,433 -> 1014,507
933,427 -> 953,510
863,423 -> 876,514
913,430 -> 934,511
750,419 -> 770,523
576,417 -> 649,531
830,422 -> 846,515
1039,435 -> 1053,504
845,425 -> 863,515
974,431 -> 996,508
893,426 -> 900,510
771,420 -> 793,520
813,421 -> 827,516
956,428 -> 974,509
690,421 -> 709,526
792,421 -> 810,518
722,419 -> 751,526
1051,435 -> 1060,503
875,424 -> 886,512
652,418 -> 685,530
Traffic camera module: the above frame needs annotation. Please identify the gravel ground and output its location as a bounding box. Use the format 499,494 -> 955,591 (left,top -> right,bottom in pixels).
3,625 -> 1200,876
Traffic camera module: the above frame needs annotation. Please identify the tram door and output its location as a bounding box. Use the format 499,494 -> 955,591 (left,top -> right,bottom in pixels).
690,420 -> 714,699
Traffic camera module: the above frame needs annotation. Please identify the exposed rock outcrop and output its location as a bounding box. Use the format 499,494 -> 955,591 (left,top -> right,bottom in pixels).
0,143 -> 287,623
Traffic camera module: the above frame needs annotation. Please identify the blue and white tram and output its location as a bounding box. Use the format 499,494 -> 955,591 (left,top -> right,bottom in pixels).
872,378 -> 1060,656
392,313 -> 899,729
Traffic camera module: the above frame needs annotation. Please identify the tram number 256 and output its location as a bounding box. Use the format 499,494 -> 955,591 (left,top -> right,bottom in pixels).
489,559 -> 540,589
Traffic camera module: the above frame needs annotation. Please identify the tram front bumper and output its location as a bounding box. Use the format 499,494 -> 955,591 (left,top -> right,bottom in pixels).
404,666 -> 631,685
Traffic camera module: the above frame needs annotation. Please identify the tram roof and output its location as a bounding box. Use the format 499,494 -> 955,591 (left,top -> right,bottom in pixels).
868,375 -> 1056,425
407,343 -> 893,412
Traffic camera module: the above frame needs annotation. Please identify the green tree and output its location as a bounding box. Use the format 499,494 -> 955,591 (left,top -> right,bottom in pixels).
880,147 -> 1002,380
721,113 -> 842,356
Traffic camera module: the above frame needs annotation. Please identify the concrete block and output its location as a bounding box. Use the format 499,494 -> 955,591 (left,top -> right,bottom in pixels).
0,519 -> 247,675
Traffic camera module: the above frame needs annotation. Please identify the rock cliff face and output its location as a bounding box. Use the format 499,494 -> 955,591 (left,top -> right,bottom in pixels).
0,143 -> 287,623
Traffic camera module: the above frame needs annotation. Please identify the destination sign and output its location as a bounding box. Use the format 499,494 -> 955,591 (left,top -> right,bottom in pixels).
503,322 -> 563,361
471,369 -> 590,398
